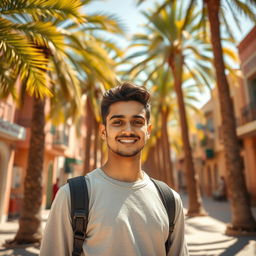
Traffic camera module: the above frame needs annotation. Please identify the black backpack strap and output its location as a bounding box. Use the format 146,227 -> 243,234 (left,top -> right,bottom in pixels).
151,178 -> 176,255
68,176 -> 89,256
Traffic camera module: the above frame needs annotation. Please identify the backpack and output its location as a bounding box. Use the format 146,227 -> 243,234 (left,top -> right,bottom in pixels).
68,176 -> 176,256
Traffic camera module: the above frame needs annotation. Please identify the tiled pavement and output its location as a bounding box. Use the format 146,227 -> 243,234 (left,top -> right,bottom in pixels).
0,194 -> 256,256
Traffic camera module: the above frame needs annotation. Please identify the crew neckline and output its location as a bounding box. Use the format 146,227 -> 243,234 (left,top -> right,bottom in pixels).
96,168 -> 149,189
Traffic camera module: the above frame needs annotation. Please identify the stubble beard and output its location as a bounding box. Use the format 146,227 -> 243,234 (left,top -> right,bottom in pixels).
105,130 -> 145,158
107,142 -> 144,158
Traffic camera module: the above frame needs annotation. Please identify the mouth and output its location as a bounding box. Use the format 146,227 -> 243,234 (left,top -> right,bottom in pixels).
117,137 -> 139,144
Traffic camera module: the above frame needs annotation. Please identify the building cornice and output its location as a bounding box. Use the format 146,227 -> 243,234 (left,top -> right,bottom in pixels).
238,26 -> 256,54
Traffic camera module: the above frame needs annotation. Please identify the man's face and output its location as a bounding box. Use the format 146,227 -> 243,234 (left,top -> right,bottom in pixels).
100,101 -> 151,158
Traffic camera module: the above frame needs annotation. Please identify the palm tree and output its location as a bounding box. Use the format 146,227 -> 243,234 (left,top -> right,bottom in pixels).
137,0 -> 256,233
142,68 -> 176,187
1,0 -> 85,245
203,0 -> 256,234
63,29 -> 124,174
142,66 -> 203,189
1,0 -> 124,245
125,1 -> 214,215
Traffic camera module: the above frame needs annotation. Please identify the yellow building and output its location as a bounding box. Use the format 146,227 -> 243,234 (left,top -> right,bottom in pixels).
237,25 -> 256,203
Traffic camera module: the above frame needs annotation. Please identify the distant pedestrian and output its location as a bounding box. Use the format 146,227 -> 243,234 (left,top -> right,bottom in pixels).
40,82 -> 188,256
213,176 -> 226,201
52,178 -> 59,202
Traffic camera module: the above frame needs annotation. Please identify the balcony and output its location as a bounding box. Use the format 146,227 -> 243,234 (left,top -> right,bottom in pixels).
240,102 -> 256,125
236,102 -> 256,137
51,129 -> 69,150
0,117 -> 26,141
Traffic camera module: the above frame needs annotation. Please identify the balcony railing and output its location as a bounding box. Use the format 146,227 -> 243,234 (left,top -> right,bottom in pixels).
239,102 -> 256,126
52,130 -> 69,147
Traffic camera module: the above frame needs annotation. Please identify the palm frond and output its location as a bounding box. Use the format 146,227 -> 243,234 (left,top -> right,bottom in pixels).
1,0 -> 84,23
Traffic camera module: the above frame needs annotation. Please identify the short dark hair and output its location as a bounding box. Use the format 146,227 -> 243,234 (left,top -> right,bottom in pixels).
101,82 -> 151,125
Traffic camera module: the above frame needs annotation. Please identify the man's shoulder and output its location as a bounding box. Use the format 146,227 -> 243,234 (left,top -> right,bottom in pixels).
149,178 -> 183,205
58,183 -> 71,197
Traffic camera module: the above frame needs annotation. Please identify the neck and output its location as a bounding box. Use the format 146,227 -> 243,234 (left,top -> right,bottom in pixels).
101,152 -> 143,182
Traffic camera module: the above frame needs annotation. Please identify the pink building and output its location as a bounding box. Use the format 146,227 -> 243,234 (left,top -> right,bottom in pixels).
0,96 -> 26,222
0,94 -> 85,222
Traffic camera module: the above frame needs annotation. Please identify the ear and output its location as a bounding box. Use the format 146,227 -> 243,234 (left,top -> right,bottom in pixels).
99,123 -> 107,140
147,123 -> 152,139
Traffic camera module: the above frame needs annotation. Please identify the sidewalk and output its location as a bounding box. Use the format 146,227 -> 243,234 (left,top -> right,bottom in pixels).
0,210 -> 49,256
181,193 -> 256,256
0,195 -> 256,256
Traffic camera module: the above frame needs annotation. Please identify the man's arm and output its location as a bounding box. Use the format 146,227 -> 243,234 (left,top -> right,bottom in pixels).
40,185 -> 73,256
168,192 -> 189,256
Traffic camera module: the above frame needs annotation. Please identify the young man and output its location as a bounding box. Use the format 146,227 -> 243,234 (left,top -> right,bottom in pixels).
40,82 -> 189,256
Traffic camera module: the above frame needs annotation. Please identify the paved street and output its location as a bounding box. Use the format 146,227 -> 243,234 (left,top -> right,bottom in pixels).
0,194 -> 256,256
181,193 -> 256,256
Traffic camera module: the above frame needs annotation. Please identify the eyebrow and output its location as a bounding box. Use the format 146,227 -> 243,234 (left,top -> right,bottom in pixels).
109,115 -> 146,121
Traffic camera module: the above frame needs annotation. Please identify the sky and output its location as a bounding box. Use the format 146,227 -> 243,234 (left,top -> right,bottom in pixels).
86,0 -> 154,36
85,0 -> 255,107
85,0 -> 254,41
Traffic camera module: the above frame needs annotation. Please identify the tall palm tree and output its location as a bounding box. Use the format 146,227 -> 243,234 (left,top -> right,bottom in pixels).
125,1 -> 214,215
1,0 -> 124,245
137,0 -> 256,233
1,0 -> 85,245
142,66 -> 203,189
64,29 -> 124,173
203,0 -> 256,234
142,67 -> 176,187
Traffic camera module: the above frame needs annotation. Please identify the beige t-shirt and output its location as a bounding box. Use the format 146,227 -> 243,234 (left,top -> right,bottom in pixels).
40,168 -> 188,256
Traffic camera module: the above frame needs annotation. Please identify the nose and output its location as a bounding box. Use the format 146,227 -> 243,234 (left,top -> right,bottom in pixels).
122,123 -> 133,133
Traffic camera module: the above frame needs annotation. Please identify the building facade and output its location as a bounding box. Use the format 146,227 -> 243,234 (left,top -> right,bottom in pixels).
237,25 -> 256,203
176,26 -> 256,203
0,96 -> 26,222
0,94 -> 86,222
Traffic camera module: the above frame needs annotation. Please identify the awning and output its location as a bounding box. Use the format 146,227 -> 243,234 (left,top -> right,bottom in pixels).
64,157 -> 83,173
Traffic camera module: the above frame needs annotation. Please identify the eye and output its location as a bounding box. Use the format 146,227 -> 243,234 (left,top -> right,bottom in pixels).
132,119 -> 144,126
112,120 -> 123,126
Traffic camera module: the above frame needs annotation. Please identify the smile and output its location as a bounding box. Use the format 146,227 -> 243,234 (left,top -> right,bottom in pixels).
119,140 -> 136,143
117,138 -> 139,144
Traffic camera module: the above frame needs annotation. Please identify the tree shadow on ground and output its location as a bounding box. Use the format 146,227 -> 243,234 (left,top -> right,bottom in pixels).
188,237 -> 235,246
219,237 -> 255,256
0,248 -> 38,256
185,218 -> 225,233
188,239 -> 233,255
187,236 -> 256,256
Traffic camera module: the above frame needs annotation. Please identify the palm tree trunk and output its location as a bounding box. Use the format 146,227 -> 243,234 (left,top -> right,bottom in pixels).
160,132 -> 168,183
83,98 -> 93,174
168,56 -> 206,216
143,145 -> 155,177
156,136 -> 165,181
161,108 -> 175,187
152,144 -> 160,179
93,119 -> 99,169
12,97 -> 45,244
205,0 -> 256,233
